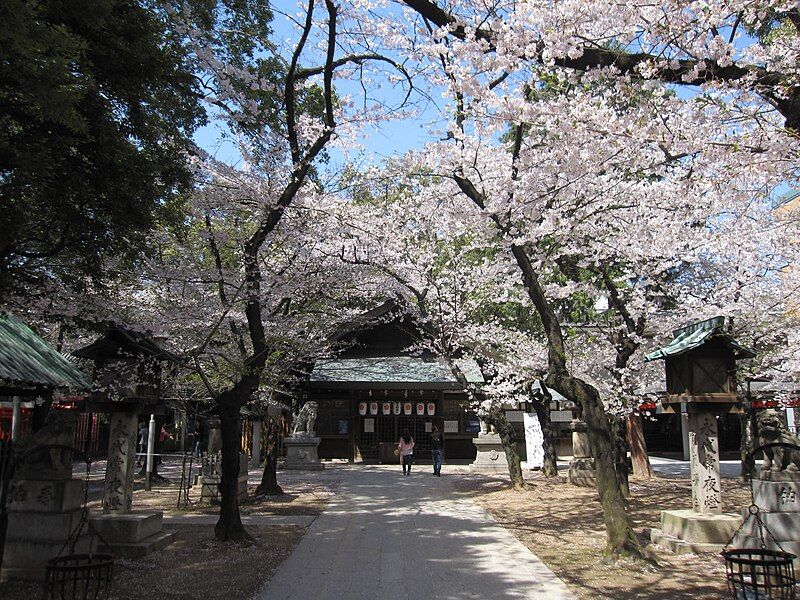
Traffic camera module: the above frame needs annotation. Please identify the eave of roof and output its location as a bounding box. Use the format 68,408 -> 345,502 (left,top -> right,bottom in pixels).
0,314 -> 90,391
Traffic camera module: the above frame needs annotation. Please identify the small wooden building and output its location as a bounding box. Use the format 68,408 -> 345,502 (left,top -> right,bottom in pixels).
305,301 -> 484,462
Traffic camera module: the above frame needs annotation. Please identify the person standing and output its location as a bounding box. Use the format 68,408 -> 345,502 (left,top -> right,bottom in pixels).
397,428 -> 415,476
136,422 -> 149,466
431,425 -> 445,476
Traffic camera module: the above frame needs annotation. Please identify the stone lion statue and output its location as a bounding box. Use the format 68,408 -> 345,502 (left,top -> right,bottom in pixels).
757,409 -> 800,474
291,401 -> 318,436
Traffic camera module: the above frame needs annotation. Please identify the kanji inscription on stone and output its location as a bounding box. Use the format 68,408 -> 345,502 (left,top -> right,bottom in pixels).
102,412 -> 138,514
688,412 -> 722,514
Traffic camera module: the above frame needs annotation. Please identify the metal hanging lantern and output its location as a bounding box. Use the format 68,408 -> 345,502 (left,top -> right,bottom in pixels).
722,442 -> 798,600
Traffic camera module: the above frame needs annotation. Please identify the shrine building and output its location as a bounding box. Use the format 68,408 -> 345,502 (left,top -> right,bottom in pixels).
305,301 -> 485,462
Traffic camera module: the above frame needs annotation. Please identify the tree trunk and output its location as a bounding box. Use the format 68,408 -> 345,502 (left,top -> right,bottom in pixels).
531,398 -> 559,477
256,417 -> 284,496
215,390 -> 251,542
627,413 -> 653,478
566,379 -> 639,556
491,412 -> 525,490
611,414 -> 630,499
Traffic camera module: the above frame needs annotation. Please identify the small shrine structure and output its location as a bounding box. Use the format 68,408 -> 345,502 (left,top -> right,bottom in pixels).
646,316 -> 754,552
73,325 -> 176,557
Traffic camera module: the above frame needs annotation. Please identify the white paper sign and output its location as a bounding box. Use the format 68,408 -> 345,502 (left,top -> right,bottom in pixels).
444,420 -> 458,433
424,421 -> 432,433
523,412 -> 544,469
363,418 -> 374,433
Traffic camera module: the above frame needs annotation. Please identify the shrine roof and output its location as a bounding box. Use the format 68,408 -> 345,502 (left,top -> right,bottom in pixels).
644,316 -> 756,362
73,325 -> 175,361
309,356 -> 484,389
0,313 -> 90,391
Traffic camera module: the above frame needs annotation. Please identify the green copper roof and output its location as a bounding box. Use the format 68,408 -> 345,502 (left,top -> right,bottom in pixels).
645,316 -> 755,362
310,356 -> 484,388
0,314 -> 90,391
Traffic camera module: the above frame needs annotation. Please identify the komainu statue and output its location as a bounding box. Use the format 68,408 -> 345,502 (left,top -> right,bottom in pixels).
291,401 -> 318,436
757,409 -> 800,475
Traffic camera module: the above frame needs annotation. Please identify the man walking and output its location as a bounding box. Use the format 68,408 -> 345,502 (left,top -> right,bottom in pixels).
431,425 -> 445,476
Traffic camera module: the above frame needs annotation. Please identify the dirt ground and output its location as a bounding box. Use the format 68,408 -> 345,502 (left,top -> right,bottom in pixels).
86,469 -> 336,517
453,472 -> 754,600
0,525 -> 303,600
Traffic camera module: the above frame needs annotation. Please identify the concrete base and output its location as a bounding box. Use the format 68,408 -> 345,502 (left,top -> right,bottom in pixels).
568,457 -> 596,487
284,436 -> 325,471
469,435 -> 509,473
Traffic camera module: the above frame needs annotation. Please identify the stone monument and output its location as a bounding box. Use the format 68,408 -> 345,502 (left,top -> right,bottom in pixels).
284,401 -> 324,470
733,410 -> 800,564
470,420 -> 509,473
195,418 -> 249,502
646,317 -> 752,553
3,411 -> 93,581
74,326 -> 175,557
568,418 -> 596,486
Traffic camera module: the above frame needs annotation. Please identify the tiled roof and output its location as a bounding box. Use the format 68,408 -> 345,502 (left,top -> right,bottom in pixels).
645,316 -> 755,362
0,314 -> 90,391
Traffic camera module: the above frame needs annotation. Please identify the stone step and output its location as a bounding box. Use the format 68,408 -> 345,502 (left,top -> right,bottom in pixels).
98,529 -> 176,559
90,511 -> 163,544
649,528 -> 727,554
660,509 -> 742,544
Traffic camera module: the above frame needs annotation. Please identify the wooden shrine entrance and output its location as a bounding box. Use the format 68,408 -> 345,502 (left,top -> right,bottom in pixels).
358,411 -> 439,462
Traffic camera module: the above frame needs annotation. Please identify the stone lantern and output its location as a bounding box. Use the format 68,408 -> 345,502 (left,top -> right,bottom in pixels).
73,326 -> 175,556
646,316 -> 755,552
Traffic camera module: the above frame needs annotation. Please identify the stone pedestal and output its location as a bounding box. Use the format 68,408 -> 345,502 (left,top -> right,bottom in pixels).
89,512 -> 175,558
733,476 -> 800,566
568,419 -> 595,486
650,509 -> 742,553
284,436 -> 324,471
469,435 -> 509,473
2,412 -> 92,581
3,479 -> 94,580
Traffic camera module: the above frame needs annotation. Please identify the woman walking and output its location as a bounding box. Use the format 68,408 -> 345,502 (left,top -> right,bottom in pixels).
397,428 -> 415,475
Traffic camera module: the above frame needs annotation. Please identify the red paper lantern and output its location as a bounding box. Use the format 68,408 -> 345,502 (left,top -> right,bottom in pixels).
427,402 -> 435,416
369,402 -> 378,415
403,402 -> 412,415
358,402 -> 367,416
382,402 -> 391,415
416,402 -> 425,415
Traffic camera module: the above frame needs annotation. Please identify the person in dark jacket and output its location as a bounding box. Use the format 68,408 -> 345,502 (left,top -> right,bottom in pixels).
431,425 -> 445,476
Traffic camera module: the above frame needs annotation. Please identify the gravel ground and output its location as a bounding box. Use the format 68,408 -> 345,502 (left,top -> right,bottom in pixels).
0,525 -> 304,600
452,471 -> 755,600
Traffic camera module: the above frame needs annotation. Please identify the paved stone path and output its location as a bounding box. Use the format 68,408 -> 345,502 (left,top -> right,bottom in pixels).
256,465 -> 574,600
